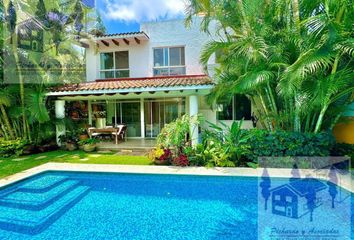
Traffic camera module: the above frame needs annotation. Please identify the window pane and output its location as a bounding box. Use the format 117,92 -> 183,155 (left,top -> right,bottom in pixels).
217,102 -> 233,120
235,95 -> 252,120
115,51 -> 129,69
170,47 -> 184,66
164,48 -> 169,66
153,68 -> 169,76
100,52 -> 113,70
169,67 -> 186,76
115,70 -> 129,78
100,71 -> 114,79
154,48 -> 164,67
121,102 -> 141,137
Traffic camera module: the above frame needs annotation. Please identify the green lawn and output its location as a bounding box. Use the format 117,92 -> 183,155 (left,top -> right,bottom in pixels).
0,150 -> 152,179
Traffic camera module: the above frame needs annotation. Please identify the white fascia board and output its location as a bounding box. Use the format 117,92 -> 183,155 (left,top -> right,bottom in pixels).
47,85 -> 214,97
94,33 -> 149,41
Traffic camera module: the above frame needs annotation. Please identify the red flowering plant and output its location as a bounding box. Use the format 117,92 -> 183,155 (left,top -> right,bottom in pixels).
148,147 -> 172,165
160,148 -> 172,161
172,154 -> 189,167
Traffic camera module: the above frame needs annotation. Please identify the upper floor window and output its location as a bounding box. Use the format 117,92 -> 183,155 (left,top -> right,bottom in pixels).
153,47 -> 186,76
100,51 -> 129,79
217,95 -> 252,121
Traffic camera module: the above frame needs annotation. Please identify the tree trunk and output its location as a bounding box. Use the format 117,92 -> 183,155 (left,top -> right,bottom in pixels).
291,0 -> 300,33
314,106 -> 328,133
258,91 -> 273,131
0,105 -> 15,139
0,116 -> 9,140
11,32 -> 28,140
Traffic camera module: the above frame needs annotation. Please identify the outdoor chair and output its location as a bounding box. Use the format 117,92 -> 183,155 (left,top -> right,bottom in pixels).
111,125 -> 127,143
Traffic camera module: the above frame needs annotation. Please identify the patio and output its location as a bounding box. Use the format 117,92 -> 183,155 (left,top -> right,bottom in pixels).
96,139 -> 156,152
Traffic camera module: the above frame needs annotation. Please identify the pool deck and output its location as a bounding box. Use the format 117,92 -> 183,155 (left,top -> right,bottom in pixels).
0,163 -> 352,192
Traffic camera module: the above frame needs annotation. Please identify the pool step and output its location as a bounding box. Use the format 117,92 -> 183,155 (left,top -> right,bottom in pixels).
0,180 -> 80,210
0,175 -> 68,197
19,175 -> 69,193
0,185 -> 90,235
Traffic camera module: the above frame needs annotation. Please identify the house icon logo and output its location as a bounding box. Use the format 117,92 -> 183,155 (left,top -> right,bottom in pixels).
270,178 -> 327,221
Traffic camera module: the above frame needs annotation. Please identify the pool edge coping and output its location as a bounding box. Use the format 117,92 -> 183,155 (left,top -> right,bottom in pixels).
0,163 -> 352,192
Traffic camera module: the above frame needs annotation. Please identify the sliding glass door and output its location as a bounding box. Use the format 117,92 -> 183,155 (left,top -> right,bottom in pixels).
114,101 -> 141,137
145,98 -> 185,138
107,98 -> 185,138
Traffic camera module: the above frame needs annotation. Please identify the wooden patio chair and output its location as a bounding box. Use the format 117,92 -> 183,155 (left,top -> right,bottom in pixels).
111,125 -> 127,143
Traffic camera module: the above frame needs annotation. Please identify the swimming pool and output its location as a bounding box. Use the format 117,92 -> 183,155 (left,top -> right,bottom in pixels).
0,171 -> 352,239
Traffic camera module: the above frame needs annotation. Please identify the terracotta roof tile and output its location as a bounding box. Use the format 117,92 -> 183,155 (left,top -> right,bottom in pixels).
51,75 -> 213,94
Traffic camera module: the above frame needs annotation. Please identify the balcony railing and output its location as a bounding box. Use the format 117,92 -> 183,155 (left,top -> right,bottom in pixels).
99,69 -> 130,79
153,66 -> 186,76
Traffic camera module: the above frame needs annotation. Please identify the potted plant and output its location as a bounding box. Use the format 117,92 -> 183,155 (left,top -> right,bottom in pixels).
78,138 -> 100,152
94,111 -> 106,128
59,132 -> 78,151
78,128 -> 89,141
148,147 -> 172,165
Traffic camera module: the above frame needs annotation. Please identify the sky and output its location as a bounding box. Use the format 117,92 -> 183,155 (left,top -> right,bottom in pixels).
96,0 -> 187,33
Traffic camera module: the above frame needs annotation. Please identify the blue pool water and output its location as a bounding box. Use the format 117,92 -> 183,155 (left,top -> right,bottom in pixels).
0,171 -> 352,240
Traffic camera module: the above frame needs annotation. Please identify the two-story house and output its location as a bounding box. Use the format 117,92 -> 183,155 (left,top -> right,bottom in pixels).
48,18 -> 253,146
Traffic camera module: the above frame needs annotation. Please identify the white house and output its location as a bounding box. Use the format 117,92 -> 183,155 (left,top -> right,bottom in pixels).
48,18 -> 253,146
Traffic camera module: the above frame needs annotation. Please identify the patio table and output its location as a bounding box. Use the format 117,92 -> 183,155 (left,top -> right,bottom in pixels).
88,127 -> 121,144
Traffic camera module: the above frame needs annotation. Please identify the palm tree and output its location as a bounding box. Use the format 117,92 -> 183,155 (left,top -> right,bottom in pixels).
6,0 -> 29,140
0,88 -> 16,139
1,0 -> 89,143
186,0 -> 354,133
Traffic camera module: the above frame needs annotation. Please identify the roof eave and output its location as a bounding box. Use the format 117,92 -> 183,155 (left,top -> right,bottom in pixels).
47,84 -> 214,97
94,32 -> 150,41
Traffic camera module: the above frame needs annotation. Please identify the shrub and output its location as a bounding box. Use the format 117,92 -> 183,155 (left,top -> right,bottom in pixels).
147,148 -> 165,161
148,147 -> 172,165
245,130 -> 336,161
78,138 -> 100,145
0,139 -> 28,158
172,154 -> 189,167
330,143 -> 354,157
198,120 -> 252,167
330,143 -> 354,166
157,114 -> 201,154
160,148 -> 172,161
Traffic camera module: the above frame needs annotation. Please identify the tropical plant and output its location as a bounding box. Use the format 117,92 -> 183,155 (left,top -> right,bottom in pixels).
186,0 -> 354,133
0,138 -> 27,157
196,140 -> 235,167
78,138 -> 99,146
208,120 -> 253,159
1,0 -> 93,148
157,114 -> 201,154
147,147 -> 172,165
172,154 -> 189,167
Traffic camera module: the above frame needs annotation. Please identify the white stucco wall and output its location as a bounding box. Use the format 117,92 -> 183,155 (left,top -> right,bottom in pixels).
84,18 -> 255,130
85,18 -> 216,81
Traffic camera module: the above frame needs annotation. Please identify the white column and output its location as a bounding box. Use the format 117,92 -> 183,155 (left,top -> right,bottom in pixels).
189,95 -> 199,146
55,100 -> 65,146
88,100 -> 92,125
140,98 -> 145,138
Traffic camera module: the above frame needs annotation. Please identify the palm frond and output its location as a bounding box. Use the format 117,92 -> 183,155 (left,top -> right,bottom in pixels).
25,88 -> 50,123
278,49 -> 334,96
335,39 -> 354,57
235,70 -> 275,92
230,35 -> 268,63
